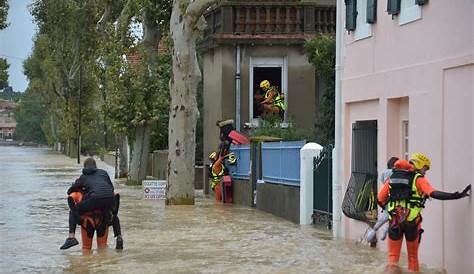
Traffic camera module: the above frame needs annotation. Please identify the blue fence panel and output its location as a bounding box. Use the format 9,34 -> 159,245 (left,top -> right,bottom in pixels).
261,141 -> 305,186
229,144 -> 250,179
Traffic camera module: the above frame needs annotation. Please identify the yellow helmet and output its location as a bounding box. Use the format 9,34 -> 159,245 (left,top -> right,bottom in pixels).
410,152 -> 431,170
227,153 -> 236,164
260,80 -> 270,90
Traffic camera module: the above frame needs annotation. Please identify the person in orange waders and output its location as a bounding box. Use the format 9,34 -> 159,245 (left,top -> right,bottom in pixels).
378,153 -> 471,272
208,120 -> 236,199
60,158 -> 123,250
68,191 -> 111,254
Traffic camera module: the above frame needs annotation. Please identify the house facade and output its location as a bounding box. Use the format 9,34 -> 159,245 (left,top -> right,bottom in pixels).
0,99 -> 17,140
340,0 -> 473,272
200,0 -> 336,193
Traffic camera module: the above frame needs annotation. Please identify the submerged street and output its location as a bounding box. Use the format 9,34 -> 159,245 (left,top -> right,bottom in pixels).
0,146 -> 444,274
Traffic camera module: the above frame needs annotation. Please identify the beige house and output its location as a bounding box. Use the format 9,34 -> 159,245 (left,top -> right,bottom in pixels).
0,99 -> 16,140
200,0 -> 336,192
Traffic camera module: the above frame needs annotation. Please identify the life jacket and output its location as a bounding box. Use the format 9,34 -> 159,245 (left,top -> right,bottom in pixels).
387,170 -> 426,222
265,87 -> 286,110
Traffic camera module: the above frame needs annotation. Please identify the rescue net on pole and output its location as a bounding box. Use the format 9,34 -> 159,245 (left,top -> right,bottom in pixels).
341,172 -> 378,224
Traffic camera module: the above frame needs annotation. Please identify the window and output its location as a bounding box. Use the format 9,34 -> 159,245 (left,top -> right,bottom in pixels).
402,120 -> 409,160
249,57 -> 288,125
399,0 -> 421,25
354,0 -> 372,40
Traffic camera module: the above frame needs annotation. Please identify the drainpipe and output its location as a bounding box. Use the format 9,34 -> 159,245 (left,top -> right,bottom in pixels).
235,45 -> 241,131
333,0 -> 344,239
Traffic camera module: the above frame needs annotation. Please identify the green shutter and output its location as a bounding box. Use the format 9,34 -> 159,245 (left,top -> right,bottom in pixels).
387,0 -> 401,15
366,0 -> 377,24
345,0 -> 357,31
416,0 -> 429,5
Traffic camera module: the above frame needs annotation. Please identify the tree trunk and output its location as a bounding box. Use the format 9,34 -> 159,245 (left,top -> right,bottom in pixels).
166,1 -> 203,205
129,124 -> 151,184
118,133 -> 129,178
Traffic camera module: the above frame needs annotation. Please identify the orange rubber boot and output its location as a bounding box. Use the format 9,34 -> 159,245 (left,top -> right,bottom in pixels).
406,233 -> 420,272
387,237 -> 403,266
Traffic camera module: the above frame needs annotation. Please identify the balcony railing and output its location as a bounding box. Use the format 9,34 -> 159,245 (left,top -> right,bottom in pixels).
203,2 -> 336,40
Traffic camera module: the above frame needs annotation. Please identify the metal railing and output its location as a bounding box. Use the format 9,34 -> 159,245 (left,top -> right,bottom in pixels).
229,144 -> 251,179
203,4 -> 336,37
261,141 -> 305,186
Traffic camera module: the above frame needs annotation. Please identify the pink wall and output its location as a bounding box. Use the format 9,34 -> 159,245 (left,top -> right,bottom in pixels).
340,0 -> 473,272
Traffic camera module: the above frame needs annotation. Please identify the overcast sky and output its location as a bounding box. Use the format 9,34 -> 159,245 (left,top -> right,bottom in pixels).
0,0 -> 36,92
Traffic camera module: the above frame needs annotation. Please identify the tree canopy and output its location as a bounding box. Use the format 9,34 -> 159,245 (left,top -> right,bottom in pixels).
0,0 -> 8,30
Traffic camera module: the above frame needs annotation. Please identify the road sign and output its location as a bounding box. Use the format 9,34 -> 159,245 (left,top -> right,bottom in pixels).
142,180 -> 166,200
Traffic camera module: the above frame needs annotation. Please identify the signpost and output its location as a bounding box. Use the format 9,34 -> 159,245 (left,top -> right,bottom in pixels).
142,180 -> 166,200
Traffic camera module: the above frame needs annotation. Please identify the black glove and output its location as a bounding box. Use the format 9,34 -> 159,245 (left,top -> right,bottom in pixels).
460,184 -> 471,197
431,184 -> 471,200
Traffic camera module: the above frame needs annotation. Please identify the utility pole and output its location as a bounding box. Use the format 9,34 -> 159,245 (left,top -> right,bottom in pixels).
77,62 -> 82,164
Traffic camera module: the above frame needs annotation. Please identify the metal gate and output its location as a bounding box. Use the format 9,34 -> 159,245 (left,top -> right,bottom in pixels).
313,145 -> 333,229
341,120 -> 378,224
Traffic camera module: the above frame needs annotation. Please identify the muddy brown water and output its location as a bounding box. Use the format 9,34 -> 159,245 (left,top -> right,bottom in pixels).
0,146 -> 446,273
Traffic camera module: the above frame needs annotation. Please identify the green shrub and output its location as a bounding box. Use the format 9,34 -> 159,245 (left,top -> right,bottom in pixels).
304,35 -> 336,146
249,115 -> 315,142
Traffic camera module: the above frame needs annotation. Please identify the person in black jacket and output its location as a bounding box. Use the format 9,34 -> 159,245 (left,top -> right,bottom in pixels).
60,158 -> 123,250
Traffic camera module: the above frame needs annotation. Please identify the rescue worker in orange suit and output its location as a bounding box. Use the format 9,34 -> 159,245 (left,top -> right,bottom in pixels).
60,158 -> 123,250
378,153 -> 471,272
208,120 -> 236,190
258,80 -> 285,118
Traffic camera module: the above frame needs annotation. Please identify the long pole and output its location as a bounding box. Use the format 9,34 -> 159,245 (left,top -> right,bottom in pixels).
235,45 -> 241,131
333,0 -> 344,238
77,63 -> 82,164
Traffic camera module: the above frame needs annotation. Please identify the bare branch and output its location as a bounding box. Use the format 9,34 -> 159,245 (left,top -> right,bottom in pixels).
97,0 -> 113,34
51,82 -> 62,99
67,38 -> 80,81
186,0 -> 220,26
117,0 -> 133,44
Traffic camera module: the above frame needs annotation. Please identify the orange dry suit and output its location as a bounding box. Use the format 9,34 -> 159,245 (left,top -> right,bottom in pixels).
209,135 -> 236,186
260,86 -> 285,116
378,160 -> 435,272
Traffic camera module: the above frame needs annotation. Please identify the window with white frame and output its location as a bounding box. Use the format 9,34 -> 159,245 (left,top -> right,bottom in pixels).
402,120 -> 409,160
355,0 -> 372,40
249,57 -> 288,125
399,0 -> 422,25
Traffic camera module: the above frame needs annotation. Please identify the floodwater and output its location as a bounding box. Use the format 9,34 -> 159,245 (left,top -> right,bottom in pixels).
0,146 -> 445,274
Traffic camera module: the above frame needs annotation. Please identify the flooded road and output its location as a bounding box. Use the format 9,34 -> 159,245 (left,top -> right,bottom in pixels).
0,146 -> 443,273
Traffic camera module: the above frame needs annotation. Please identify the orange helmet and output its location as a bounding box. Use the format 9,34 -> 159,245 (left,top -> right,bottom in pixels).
394,159 -> 413,171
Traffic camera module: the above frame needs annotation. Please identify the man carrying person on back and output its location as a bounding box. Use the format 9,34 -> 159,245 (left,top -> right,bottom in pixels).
60,157 -> 123,250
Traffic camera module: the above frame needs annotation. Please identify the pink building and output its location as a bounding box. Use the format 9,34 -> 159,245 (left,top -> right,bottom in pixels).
339,0 -> 472,272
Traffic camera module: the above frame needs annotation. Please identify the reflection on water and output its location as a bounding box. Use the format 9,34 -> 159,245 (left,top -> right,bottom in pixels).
0,147 -> 444,273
